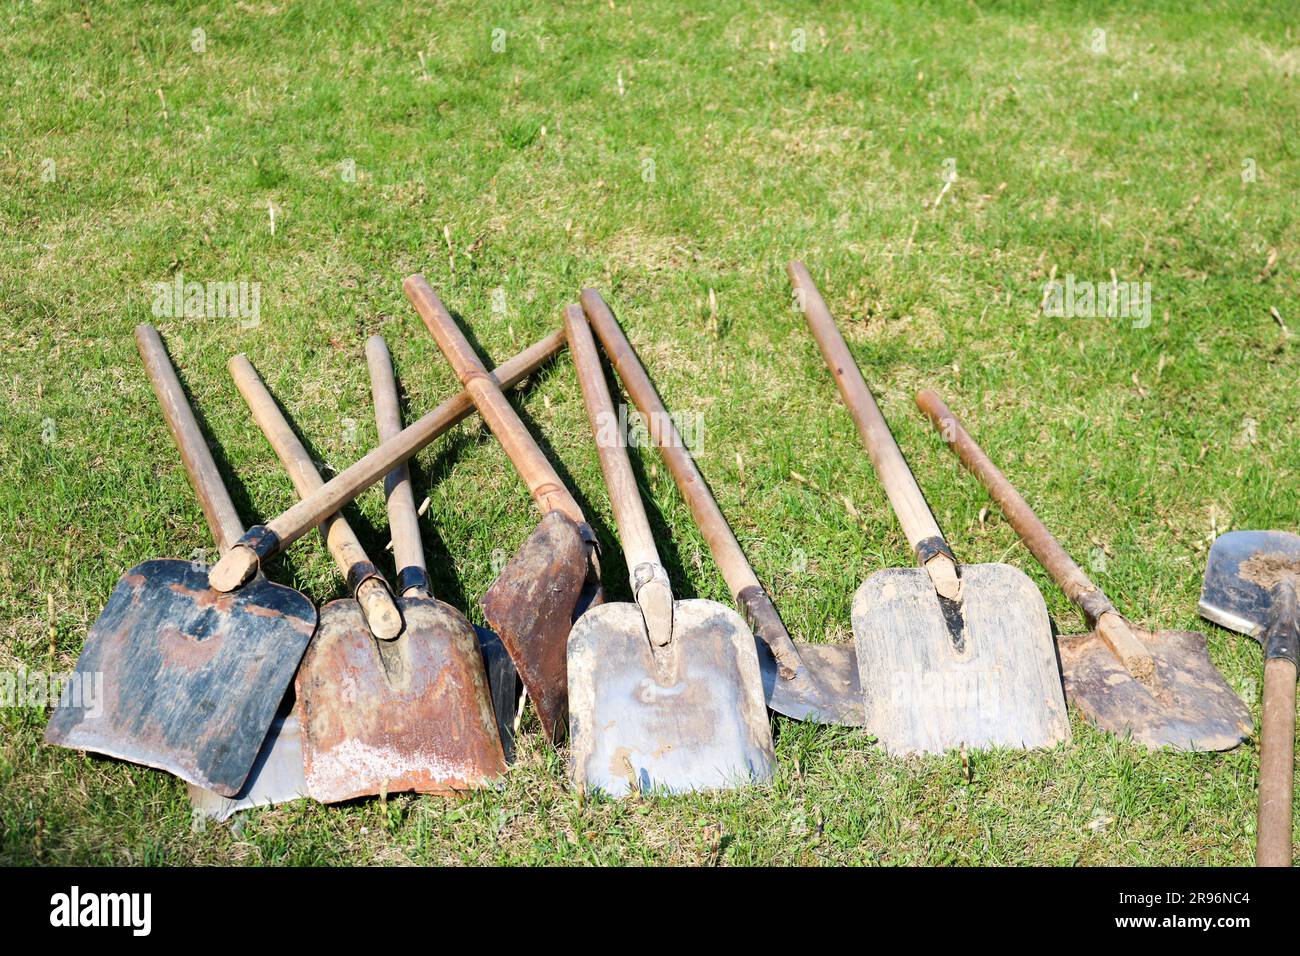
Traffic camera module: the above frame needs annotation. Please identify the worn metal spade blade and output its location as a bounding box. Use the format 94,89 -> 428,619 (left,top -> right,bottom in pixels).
568,600 -> 774,797
1200,530 -> 1300,638
186,704 -> 307,821
480,508 -> 596,740
854,563 -> 1068,755
754,640 -> 864,726
45,558 -> 316,796
297,597 -> 504,802
1058,628 -> 1251,750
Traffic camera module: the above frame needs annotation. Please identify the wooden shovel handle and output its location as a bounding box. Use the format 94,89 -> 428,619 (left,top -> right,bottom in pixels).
207,327 -> 565,591
134,324 -> 245,552
789,262 -> 958,599
228,354 -> 402,639
1257,657 -> 1297,867
365,335 -> 429,594
581,289 -> 802,679
914,388 -> 1155,684
404,275 -> 585,526
566,304 -> 673,646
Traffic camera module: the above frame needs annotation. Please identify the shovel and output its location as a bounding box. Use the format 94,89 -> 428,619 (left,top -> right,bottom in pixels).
564,304 -> 774,796
366,334 -> 509,788
405,276 -> 602,742
917,390 -> 1251,752
1200,530 -> 1300,866
206,329 -> 566,593
790,262 -> 1069,755
230,353 -> 506,802
45,325 -> 318,797
580,289 -> 864,726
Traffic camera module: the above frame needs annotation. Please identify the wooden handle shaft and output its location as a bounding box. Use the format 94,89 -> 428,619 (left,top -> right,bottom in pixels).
365,335 -> 428,590
207,327 -> 565,590
789,262 -> 957,599
1257,657 -> 1297,867
915,390 -> 1099,604
565,306 -> 660,579
915,388 -> 1154,683
404,275 -> 585,526
581,289 -> 802,678
228,354 -> 374,582
134,324 -> 245,552
229,354 -> 402,638
566,304 -> 673,646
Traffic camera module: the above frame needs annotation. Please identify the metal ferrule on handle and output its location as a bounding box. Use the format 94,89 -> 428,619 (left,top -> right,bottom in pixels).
565,304 -> 673,648
788,262 -> 959,600
365,334 -> 431,598
404,275 -> 586,527
134,324 -> 245,552
206,327 -> 567,591
227,353 -> 403,640
580,289 -> 802,680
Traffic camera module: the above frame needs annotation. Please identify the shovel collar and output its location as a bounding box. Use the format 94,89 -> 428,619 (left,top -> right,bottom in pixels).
914,534 -> 956,567
234,525 -> 281,562
345,560 -> 384,598
397,565 -> 431,596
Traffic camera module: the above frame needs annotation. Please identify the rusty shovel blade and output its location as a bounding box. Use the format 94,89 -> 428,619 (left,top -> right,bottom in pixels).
755,640 -> 865,726
297,595 -> 507,804
568,599 -> 775,797
44,558 -> 316,797
480,510 -> 599,743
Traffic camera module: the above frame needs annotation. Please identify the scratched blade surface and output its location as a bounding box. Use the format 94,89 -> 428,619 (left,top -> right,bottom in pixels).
186,706 -> 310,821
297,596 -> 507,804
567,599 -> 775,798
44,559 -> 317,796
853,563 -> 1069,756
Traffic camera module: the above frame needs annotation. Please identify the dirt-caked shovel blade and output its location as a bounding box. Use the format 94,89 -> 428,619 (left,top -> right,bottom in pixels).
45,559 -> 316,796
1200,530 -> 1300,638
853,563 -> 1069,756
297,596 -> 506,803
568,599 -> 775,797
1059,627 -> 1251,750
480,510 -> 597,742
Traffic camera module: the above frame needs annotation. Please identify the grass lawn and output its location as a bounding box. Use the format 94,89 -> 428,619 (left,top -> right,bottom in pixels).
1,0 -> 1297,865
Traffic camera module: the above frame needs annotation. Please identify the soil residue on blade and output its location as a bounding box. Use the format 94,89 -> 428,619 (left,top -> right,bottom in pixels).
1240,552 -> 1300,589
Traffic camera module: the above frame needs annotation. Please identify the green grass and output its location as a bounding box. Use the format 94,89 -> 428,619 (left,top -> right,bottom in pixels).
1,0 -> 1297,865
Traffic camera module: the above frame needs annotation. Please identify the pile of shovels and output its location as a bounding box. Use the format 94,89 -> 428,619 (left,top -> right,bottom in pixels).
44,263 -> 1293,866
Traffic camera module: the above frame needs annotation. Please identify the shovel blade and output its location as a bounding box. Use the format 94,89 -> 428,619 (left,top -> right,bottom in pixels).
44,559 -> 316,796
1200,530 -> 1300,639
187,706 -> 310,821
853,563 -> 1069,755
755,640 -> 866,726
1060,628 -> 1251,751
481,510 -> 594,743
298,597 -> 507,804
568,599 -> 775,797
